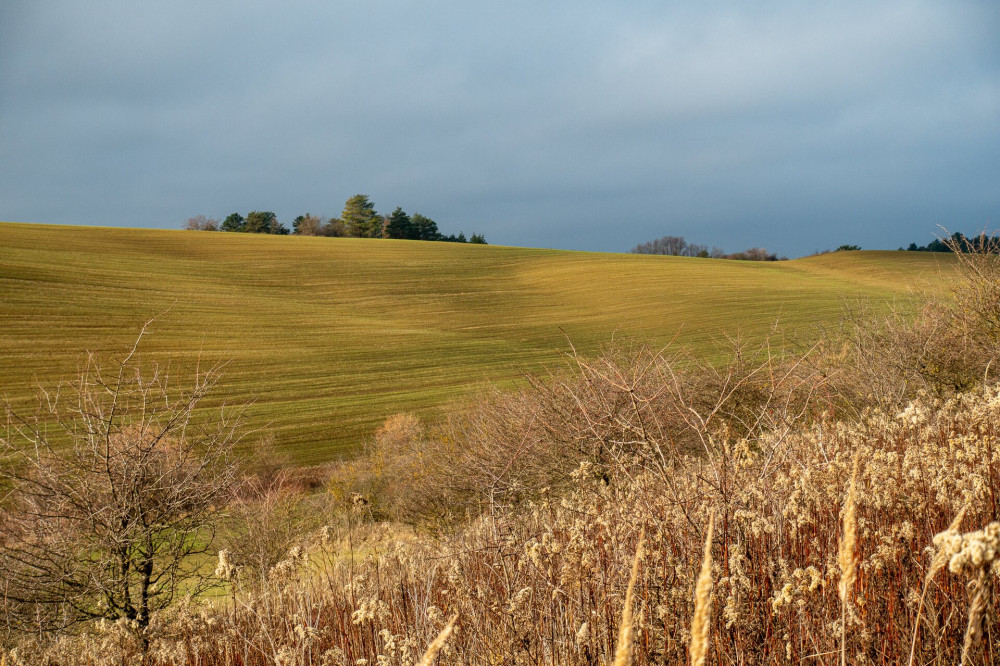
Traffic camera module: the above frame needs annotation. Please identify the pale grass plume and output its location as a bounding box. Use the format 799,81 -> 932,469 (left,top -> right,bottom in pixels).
690,511 -> 715,666
838,453 -> 860,603
838,452 -> 860,666
417,613 -> 458,666
613,526 -> 645,666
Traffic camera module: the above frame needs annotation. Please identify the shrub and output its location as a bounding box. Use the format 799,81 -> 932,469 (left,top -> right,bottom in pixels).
220,470 -> 323,586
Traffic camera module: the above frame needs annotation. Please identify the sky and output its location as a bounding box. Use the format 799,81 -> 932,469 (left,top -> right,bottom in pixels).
1,1 -> 998,257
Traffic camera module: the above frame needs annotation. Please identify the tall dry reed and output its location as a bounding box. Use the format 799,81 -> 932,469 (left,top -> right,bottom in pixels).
837,452 -> 860,666
689,512 -> 714,666
417,613 -> 458,666
613,528 -> 645,666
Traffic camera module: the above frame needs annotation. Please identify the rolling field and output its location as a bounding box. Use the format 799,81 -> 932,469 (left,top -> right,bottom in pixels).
0,222 -> 954,463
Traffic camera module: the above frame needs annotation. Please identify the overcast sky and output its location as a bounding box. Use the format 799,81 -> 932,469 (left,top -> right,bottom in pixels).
1,1 -> 998,256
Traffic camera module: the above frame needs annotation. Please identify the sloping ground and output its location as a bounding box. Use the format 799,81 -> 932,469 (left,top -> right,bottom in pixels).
0,222 -> 953,462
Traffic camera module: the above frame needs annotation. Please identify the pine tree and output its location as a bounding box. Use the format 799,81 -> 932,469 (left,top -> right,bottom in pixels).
341,194 -> 381,238
385,207 -> 415,239
411,213 -> 441,241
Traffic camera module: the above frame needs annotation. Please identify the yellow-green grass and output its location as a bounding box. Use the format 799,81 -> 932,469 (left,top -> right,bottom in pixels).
0,222 -> 955,464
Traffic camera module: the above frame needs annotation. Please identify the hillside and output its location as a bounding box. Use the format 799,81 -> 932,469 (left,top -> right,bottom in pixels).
0,222 -> 954,463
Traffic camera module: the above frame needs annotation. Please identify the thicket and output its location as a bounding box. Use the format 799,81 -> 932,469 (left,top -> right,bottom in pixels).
3,237 -> 1000,664
630,235 -> 784,261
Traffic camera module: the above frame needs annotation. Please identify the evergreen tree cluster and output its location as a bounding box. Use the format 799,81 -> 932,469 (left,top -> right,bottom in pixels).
187,194 -> 486,245
220,211 -> 290,235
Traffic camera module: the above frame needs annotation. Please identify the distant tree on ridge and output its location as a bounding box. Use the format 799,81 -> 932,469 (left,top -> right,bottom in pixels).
221,212 -> 245,232
341,195 -> 382,238
184,215 -> 218,231
385,207 -> 416,240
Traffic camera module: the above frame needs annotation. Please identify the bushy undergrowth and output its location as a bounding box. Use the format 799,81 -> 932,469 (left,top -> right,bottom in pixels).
4,239 -> 1000,664
341,333 -> 827,531
830,235 -> 1000,412
7,384 -> 999,664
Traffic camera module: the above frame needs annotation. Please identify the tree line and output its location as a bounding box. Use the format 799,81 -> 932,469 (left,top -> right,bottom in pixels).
901,231 -> 999,253
184,194 -> 486,244
635,231 -> 1000,259
630,235 -> 785,261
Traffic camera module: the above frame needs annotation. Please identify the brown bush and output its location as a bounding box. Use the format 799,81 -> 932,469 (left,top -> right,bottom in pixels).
340,332 -> 828,531
221,473 -> 323,586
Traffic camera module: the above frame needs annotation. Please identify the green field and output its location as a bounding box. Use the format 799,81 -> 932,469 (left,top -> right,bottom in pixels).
0,222 -> 955,463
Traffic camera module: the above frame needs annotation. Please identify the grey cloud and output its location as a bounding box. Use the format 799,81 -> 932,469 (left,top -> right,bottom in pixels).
1,1 -> 998,255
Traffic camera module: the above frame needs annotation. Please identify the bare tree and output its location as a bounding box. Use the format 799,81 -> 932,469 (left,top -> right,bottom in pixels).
631,235 -> 689,256
631,236 -> 731,258
685,243 -> 708,257
184,214 -> 219,231
0,332 -> 245,645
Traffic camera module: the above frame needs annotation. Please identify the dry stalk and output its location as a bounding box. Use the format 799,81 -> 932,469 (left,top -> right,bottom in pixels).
613,527 -> 645,666
907,505 -> 967,666
960,571 -> 989,666
838,452 -> 860,666
690,512 -> 715,666
417,613 -> 459,666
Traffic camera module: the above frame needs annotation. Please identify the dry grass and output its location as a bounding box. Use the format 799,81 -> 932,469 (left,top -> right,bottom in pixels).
837,453 -> 860,666
907,505 -> 967,666
6,368 -> 1000,664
